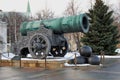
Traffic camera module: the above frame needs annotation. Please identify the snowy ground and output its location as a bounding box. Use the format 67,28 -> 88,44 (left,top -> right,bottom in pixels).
98,55 -> 120,58
1,52 -> 120,60
0,51 -> 79,60
1,52 -> 15,60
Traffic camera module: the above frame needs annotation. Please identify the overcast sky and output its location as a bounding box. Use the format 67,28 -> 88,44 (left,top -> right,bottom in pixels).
0,0 -> 119,16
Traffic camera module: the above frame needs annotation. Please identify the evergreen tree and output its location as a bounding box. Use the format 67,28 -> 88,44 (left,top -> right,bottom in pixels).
81,0 -> 120,55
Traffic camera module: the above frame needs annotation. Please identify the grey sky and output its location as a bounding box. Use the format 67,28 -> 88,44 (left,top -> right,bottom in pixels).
0,0 -> 119,16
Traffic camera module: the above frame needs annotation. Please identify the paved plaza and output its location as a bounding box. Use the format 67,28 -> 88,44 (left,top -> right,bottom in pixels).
0,58 -> 120,80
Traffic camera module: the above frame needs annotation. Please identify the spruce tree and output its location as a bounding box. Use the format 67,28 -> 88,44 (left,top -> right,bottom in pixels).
81,0 -> 120,55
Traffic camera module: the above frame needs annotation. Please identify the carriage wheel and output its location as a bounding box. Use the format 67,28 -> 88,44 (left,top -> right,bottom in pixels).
50,41 -> 68,57
28,33 -> 51,59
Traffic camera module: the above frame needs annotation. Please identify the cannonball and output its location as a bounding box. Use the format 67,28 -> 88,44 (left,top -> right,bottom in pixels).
75,56 -> 86,64
68,56 -> 86,64
89,55 -> 100,65
80,46 -> 92,57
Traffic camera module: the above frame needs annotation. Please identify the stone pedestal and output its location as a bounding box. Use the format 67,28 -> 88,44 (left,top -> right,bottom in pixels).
0,59 -> 66,69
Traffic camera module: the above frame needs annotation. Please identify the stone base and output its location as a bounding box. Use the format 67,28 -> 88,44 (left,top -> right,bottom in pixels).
0,59 -> 66,69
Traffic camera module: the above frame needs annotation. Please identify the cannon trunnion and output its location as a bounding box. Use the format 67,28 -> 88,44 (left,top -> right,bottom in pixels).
17,14 -> 89,59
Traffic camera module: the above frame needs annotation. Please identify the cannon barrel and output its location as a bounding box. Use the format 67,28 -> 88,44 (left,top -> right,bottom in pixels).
20,14 -> 89,36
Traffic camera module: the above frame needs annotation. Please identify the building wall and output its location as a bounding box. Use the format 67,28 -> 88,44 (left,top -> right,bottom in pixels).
0,20 -> 7,53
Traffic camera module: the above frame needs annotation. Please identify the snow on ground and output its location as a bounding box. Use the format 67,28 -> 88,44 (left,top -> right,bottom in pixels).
1,52 -> 120,60
64,51 -> 80,60
64,63 -> 91,66
65,52 -> 120,59
64,62 -> 103,67
19,52 -> 80,61
1,52 -> 15,60
98,55 -> 120,59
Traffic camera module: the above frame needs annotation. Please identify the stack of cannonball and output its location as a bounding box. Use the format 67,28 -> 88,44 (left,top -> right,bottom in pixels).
68,45 -> 100,65
80,45 -> 100,65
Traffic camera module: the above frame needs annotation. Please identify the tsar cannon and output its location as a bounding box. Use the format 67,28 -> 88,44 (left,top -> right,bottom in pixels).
17,14 -> 89,59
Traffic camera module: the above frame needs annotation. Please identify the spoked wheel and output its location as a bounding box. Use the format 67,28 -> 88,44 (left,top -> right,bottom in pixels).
28,33 -> 51,59
50,41 -> 68,57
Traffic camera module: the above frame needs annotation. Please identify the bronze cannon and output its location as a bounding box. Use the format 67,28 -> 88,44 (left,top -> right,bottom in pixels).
17,14 -> 89,59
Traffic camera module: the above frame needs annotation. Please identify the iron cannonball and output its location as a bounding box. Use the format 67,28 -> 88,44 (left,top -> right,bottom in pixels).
89,55 -> 100,65
68,56 -> 86,64
75,56 -> 86,64
80,46 -> 92,57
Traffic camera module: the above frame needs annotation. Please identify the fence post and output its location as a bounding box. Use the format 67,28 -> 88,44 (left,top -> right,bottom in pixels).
100,50 -> 105,66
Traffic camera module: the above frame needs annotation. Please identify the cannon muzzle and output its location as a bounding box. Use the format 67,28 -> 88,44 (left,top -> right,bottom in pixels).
20,14 -> 89,36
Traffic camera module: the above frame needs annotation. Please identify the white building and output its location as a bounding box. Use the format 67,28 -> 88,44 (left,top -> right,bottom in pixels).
0,20 -> 7,53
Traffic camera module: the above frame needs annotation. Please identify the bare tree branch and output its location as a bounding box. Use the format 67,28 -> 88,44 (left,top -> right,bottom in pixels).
64,0 -> 79,16
36,9 -> 54,20
1,11 -> 29,44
